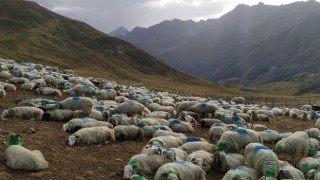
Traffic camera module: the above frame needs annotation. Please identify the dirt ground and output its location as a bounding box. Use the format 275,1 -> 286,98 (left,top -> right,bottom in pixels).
0,83 -> 316,180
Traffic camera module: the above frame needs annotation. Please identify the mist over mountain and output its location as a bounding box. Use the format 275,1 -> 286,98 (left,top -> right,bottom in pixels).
119,0 -> 320,86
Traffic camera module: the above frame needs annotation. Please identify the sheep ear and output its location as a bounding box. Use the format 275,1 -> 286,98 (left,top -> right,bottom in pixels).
157,147 -> 163,155
191,158 -> 196,163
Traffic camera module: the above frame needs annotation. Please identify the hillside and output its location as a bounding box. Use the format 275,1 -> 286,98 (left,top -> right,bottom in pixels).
120,0 -> 320,90
0,0 -> 224,95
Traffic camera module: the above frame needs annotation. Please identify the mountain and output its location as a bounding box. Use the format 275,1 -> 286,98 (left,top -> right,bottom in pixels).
109,26 -> 129,37
0,0 -> 223,95
121,0 -> 320,88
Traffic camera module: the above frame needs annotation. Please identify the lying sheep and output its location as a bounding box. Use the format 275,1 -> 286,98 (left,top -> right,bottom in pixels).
212,151 -> 246,173
154,161 -> 206,180
251,111 -> 271,122
146,111 -> 171,120
141,145 -> 188,162
222,166 -> 261,180
258,129 -> 281,143
247,123 -> 268,132
72,83 -> 96,96
209,122 -> 228,144
153,130 -> 184,139
58,96 -> 94,115
244,143 -> 279,179
278,160 -> 305,180
188,103 -> 217,117
149,103 -> 175,116
179,142 -> 216,154
7,77 -> 30,84
68,126 -> 116,146
301,104 -> 313,111
274,131 -> 309,165
42,109 -> 79,122
5,133 -> 48,170
217,128 -> 263,152
296,157 -> 320,175
113,125 -> 144,142
216,113 -> 247,126
36,86 -> 62,97
63,118 -> 113,133
187,150 -> 213,172
271,107 -> 284,116
306,128 -> 320,140
123,154 -> 171,178
0,89 -> 6,98
0,82 -> 16,91
107,113 -> 140,126
111,100 -> 145,116
1,107 -> 44,120
168,119 -> 194,133
231,97 -> 245,104
140,118 -> 169,126
307,169 -> 320,180
148,136 -> 183,148
21,82 -> 37,91
176,101 -> 199,112
95,89 -> 117,100
199,118 -> 221,128
0,71 -> 13,78
178,111 -> 198,124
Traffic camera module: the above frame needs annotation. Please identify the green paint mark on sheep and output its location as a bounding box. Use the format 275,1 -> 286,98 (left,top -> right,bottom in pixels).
217,141 -> 229,151
7,133 -> 22,146
131,175 -> 147,180
138,121 -> 147,128
308,147 -> 318,156
7,108 -> 14,116
164,168 -> 175,174
274,144 -> 283,154
94,91 -> 101,97
234,173 -> 247,179
129,159 -> 140,166
265,167 -> 277,177
114,126 -> 125,134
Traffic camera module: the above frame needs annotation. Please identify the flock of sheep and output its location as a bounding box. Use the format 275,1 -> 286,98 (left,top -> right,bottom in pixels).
1,57 -> 320,180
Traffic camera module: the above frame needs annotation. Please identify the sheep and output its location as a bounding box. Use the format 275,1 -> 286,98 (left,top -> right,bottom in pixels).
52,78 -> 67,89
301,104 -> 313,111
244,143 -> 279,179
168,119 -> 194,133
176,101 -> 199,112
212,151 -> 246,173
222,166 -> 261,180
177,111 -> 198,124
153,130 -> 185,139
1,107 -> 44,120
216,113 -> 247,126
0,71 -> 13,78
247,123 -> 268,132
140,118 -> 169,126
188,103 -> 217,117
21,82 -> 37,91
62,88 -> 76,96
63,118 -> 113,133
274,131 -> 309,165
216,128 -> 263,152
0,82 -> 16,91
199,118 -> 221,128
68,126 -> 116,146
149,103 -> 175,116
95,89 -> 117,100
306,128 -> 320,140
257,129 -> 281,143
296,157 -> 320,175
307,169 -> 320,180
186,150 -> 213,172
309,138 -> 320,152
251,111 -> 271,122
58,96 -> 94,115
6,77 -> 30,84
31,78 -> 47,87
115,96 -> 128,103
110,100 -> 145,116
148,136 -> 183,148
154,161 -> 206,180
113,125 -> 144,142
141,145 -> 188,161
123,154 -> 171,178
278,160 -> 305,180
35,86 -> 62,97
271,107 -> 284,116
146,111 -> 172,119
108,114 -> 140,126
0,89 -> 6,98
209,122 -> 228,144
235,113 -> 252,122
179,142 -> 216,154
5,133 -> 48,170
42,109 -> 79,122
180,137 -> 208,144
256,110 -> 274,117
231,97 -> 245,104
71,83 -> 96,96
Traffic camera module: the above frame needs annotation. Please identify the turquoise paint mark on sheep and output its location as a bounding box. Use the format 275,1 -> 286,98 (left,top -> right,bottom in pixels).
252,145 -> 269,154
170,119 -> 181,126
233,128 -> 248,135
185,137 -> 201,142
72,97 -> 81,101
80,118 -> 90,124
230,166 -> 246,171
175,161 -> 190,166
213,122 -> 225,127
127,101 -> 134,106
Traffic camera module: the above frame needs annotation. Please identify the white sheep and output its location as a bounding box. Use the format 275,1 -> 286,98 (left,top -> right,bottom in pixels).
0,89 -> 6,98
216,128 -> 263,152
296,157 -> 320,175
258,129 -> 281,143
123,154 -> 171,178
111,100 -> 145,116
222,166 -> 261,180
231,97 -> 245,104
247,123 -> 268,132
1,107 -> 44,120
21,82 -> 37,91
154,161 -> 206,180
212,151 -> 246,173
307,169 -> 320,180
36,86 -> 62,97
6,77 -> 30,84
306,128 -> 320,140
251,111 -> 271,122
278,160 -> 305,180
301,104 -> 312,111
140,118 -> 169,126
0,82 -> 16,91
186,150 -> 213,172
58,96 -> 94,114
199,118 -> 221,128
177,111 -> 198,124
146,111 -> 171,119
68,126 -> 116,146
179,141 -> 216,154
168,119 -> 194,133
274,131 -> 309,165
113,125 -> 144,142
148,136 -> 183,148
63,118 -> 113,132
0,71 -> 13,78
153,130 -> 184,139
209,122 -> 228,144
42,109 -> 79,121
5,133 -> 48,170
244,143 -> 279,179
216,113 -> 247,126
95,89 -> 117,100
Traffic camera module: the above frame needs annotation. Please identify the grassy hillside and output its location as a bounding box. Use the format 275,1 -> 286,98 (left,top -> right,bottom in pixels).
0,0 -> 228,96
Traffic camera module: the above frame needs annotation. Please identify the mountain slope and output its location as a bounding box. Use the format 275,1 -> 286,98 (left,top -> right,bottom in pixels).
0,0 -> 223,95
109,26 -> 129,36
121,0 -> 320,88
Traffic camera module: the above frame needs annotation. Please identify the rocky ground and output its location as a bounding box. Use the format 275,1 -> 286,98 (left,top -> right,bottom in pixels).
0,85 -> 316,180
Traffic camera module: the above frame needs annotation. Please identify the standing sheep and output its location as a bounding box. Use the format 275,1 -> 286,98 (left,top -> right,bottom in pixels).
154,161 -> 206,180
5,133 -> 48,170
68,126 -> 116,146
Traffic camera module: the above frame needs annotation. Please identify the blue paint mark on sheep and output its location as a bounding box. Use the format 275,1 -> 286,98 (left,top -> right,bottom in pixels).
127,101 -> 134,107
213,122 -> 224,127
159,126 -> 167,130
233,128 -> 248,135
80,118 -> 90,123
40,99 -> 50,105
230,166 -> 246,171
95,106 -> 104,111
184,137 -> 201,142
200,103 -> 208,108
72,97 -> 81,101
170,119 -> 181,126
232,116 -> 240,121
252,145 -> 269,154
175,161 -> 191,166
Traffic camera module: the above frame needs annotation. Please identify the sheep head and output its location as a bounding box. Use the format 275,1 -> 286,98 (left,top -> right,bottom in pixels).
7,133 -> 22,146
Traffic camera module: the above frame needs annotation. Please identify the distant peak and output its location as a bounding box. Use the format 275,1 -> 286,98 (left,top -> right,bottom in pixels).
109,26 -> 129,36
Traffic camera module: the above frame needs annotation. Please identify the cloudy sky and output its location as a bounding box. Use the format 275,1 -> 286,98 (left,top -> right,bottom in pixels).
30,0 -> 315,33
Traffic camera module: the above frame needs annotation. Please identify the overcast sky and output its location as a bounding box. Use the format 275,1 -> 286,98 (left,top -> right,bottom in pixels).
30,0 -> 315,33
